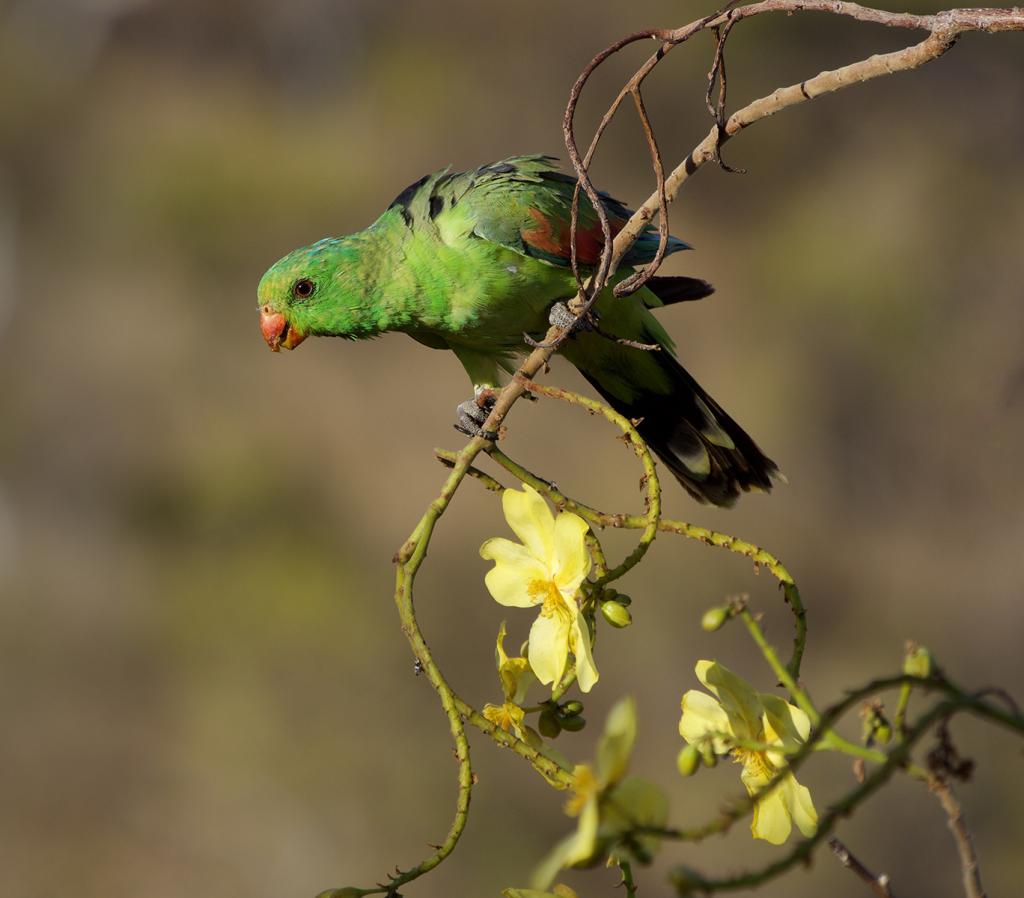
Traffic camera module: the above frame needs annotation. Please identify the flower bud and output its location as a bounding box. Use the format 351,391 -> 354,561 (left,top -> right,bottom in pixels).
903,645 -> 933,678
601,600 -> 633,628
699,742 -> 718,768
861,707 -> 892,746
560,701 -> 584,718
560,714 -> 586,732
316,889 -> 363,898
701,605 -> 730,632
677,744 -> 701,777
538,708 -> 562,738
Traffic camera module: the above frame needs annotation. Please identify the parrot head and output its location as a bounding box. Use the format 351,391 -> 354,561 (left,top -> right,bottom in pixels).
257,236 -> 368,351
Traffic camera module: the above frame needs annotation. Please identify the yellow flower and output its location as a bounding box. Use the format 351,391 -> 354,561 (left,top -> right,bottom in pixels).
483,624 -> 535,739
483,700 -> 527,737
480,484 -> 597,693
532,698 -> 667,889
678,660 -> 818,845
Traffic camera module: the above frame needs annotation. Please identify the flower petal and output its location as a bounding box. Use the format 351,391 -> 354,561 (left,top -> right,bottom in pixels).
481,538 -> 549,607
781,774 -> 817,838
552,512 -> 591,592
748,779 -> 793,845
570,614 -> 599,694
740,760 -> 813,845
679,689 -> 732,753
495,620 -> 511,668
596,696 -> 635,787
761,693 -> 812,746
503,484 -> 555,564
695,660 -> 764,740
530,794 -> 600,889
528,605 -> 572,687
480,536 -> 546,571
503,656 -> 535,705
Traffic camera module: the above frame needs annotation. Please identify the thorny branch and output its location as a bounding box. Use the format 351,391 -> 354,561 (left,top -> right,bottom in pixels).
325,4 -> 1024,896
828,837 -> 896,898
566,2 -> 1024,320
929,777 -> 987,898
439,441 -> 1024,882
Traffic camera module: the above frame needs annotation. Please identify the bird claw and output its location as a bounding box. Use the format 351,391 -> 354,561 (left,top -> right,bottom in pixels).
523,302 -> 602,350
548,300 -> 599,332
455,392 -> 499,440
548,301 -> 578,330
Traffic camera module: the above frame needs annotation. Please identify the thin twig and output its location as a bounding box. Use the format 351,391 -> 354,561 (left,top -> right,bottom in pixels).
612,86 -> 668,297
829,836 -> 896,898
705,16 -> 745,172
929,777 -> 987,898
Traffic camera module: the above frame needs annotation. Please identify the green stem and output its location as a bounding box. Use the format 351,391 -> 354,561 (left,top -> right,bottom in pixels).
894,679 -> 913,737
456,698 -> 575,789
512,379 -> 662,586
654,674 -> 1023,848
739,608 -> 817,724
551,669 -> 579,703
384,436 -> 569,889
669,698 -> 958,894
480,448 -> 808,679
738,609 -> 935,764
617,858 -> 639,897
388,465 -> 480,889
585,530 -> 610,579
659,521 -> 807,680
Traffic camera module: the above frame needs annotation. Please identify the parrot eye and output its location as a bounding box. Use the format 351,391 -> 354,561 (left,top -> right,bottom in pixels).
292,278 -> 316,300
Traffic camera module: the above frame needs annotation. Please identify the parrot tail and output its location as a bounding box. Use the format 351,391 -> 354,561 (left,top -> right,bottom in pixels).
581,352 -> 779,507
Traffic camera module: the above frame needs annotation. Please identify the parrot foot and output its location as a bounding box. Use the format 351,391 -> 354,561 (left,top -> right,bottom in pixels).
454,389 -> 500,440
524,302 -> 600,349
552,302 -> 660,353
549,300 -> 599,332
548,301 -> 580,330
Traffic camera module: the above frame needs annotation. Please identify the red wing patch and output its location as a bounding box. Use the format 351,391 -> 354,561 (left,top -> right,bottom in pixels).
521,207 -> 624,266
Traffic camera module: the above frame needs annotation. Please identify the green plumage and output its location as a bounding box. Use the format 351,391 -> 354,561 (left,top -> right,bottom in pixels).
257,156 -> 777,505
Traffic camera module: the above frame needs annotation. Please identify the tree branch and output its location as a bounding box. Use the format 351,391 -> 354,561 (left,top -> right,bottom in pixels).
929,777 -> 987,898
829,836 -> 896,898
370,6 -> 1024,894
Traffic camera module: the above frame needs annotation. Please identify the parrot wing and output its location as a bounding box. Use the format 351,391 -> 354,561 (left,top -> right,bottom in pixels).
418,155 -> 691,270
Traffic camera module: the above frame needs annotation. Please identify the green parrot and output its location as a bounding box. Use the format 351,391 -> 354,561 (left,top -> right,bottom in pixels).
257,155 -> 777,506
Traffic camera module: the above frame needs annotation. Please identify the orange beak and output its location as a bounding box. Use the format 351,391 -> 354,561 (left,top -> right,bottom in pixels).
259,308 -> 307,351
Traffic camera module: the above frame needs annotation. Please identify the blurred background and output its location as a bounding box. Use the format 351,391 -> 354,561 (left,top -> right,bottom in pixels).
2,1 -> 1022,896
